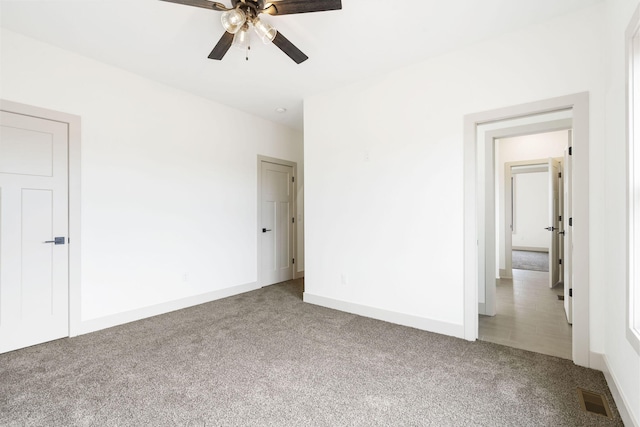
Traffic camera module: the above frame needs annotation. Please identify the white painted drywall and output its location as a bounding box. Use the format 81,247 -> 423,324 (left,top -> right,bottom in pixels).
603,0 -> 640,425
497,131 -> 568,271
512,171 -> 548,250
0,29 -> 304,323
304,0 -> 640,422
304,4 -> 607,344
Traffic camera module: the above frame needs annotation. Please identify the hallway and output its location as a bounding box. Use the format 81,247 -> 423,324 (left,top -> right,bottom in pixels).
479,269 -> 572,359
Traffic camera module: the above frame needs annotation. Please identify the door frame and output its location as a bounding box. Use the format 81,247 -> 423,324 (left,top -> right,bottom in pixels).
504,160 -> 551,278
504,158 -> 563,280
481,122 -> 570,317
463,92 -> 590,367
257,155 -> 298,287
1,99 -> 82,338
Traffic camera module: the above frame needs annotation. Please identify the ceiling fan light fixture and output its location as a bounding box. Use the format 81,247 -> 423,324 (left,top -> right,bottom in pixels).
232,24 -> 251,50
253,18 -> 277,44
163,0 -> 343,64
221,8 -> 246,34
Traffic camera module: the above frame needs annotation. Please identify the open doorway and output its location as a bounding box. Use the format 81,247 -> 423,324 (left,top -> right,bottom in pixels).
479,131 -> 572,360
463,92 -> 590,368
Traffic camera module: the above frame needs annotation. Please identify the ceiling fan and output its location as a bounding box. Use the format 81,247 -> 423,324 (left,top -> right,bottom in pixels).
159,0 -> 342,64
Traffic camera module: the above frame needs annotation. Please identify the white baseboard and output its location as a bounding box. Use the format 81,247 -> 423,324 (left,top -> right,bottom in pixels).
77,281 -> 260,336
589,351 -> 606,371
478,303 -> 487,316
303,293 -> 465,339
499,269 -> 513,279
512,246 -> 548,253
593,351 -> 639,427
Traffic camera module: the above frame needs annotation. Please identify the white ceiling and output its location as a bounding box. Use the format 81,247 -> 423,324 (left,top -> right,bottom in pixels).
1,0 -> 601,130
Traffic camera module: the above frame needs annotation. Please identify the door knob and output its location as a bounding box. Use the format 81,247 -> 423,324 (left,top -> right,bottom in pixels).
558,230 -> 565,236
262,228 -> 272,233
545,227 -> 557,231
44,237 -> 65,245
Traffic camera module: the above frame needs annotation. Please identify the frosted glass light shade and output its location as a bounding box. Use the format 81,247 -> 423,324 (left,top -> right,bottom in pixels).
232,26 -> 251,50
221,8 -> 246,34
253,18 -> 277,43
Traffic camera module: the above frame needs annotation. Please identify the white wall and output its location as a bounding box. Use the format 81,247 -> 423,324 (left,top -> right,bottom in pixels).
304,0 -> 639,423
304,3 -> 606,338
0,29 -> 304,328
603,0 -> 640,425
497,131 -> 568,270
512,171 -> 548,249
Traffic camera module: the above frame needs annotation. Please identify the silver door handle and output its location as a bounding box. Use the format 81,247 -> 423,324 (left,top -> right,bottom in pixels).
44,237 -> 65,245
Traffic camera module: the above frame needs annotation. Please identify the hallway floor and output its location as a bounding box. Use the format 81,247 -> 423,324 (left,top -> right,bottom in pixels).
479,269 -> 572,359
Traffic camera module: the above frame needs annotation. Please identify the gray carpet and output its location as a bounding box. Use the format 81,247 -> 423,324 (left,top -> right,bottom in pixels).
0,279 -> 623,426
512,250 -> 549,272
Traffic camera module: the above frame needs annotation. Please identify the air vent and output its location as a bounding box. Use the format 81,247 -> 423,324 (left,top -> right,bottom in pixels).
577,388 -> 612,418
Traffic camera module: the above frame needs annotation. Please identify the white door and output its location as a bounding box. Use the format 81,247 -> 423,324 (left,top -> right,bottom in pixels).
547,158 -> 561,288
260,161 -> 293,286
0,111 -> 69,353
563,146 -> 573,324
558,165 -> 564,285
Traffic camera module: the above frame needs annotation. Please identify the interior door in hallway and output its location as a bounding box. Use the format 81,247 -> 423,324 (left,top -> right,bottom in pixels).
260,161 -> 293,286
547,158 -> 561,289
0,111 -> 69,353
563,146 -> 573,324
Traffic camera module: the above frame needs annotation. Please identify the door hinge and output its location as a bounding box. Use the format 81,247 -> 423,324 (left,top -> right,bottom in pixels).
292,258 -> 295,264
569,146 -> 573,156
559,259 -> 562,265
569,288 -> 573,297
292,176 -> 295,183
559,215 -> 562,222
569,217 -> 573,226
558,172 -> 562,178
292,217 -> 295,224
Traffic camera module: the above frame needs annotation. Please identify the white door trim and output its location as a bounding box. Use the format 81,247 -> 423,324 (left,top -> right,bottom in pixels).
481,122 -> 571,316
0,99 -> 82,338
464,92 -> 590,368
504,160 -> 552,279
257,155 -> 297,286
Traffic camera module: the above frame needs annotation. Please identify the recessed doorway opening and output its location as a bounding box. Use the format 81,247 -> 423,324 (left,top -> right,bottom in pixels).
478,130 -> 573,360
464,92 -> 590,367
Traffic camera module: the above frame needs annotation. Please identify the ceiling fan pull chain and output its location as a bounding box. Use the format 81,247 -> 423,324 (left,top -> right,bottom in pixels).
160,0 -> 342,64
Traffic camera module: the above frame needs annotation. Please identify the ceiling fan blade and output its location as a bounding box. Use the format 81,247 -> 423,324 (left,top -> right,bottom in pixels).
208,32 -> 234,60
272,32 -> 308,64
159,0 -> 227,11
263,0 -> 342,15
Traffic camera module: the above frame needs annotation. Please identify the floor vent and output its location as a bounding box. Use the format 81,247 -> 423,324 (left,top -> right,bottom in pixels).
557,295 -> 564,301
577,388 -> 612,418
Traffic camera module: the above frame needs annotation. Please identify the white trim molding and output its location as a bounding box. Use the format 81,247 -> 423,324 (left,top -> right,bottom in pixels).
594,352 -> 640,427
625,2 -> 640,355
257,155 -> 298,287
303,293 -> 465,339
512,246 -> 549,252
499,269 -> 512,279
463,93 -> 591,368
78,282 -> 260,336
0,99 -> 82,339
